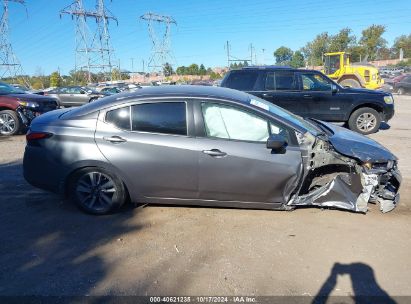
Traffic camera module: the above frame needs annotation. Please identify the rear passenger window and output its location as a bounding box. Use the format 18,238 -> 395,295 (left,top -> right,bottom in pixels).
106,107 -> 131,130
131,102 -> 187,135
265,71 -> 297,91
225,71 -> 259,91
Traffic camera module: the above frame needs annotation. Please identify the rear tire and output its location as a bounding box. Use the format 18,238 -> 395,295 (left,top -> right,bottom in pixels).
68,167 -> 127,215
348,107 -> 381,135
339,78 -> 361,88
0,110 -> 21,136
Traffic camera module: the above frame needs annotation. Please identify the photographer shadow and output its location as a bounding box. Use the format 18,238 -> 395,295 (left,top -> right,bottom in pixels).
312,262 -> 396,304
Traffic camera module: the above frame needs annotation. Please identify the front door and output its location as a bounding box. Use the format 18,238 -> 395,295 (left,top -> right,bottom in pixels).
195,101 -> 302,205
298,72 -> 350,121
95,101 -> 199,200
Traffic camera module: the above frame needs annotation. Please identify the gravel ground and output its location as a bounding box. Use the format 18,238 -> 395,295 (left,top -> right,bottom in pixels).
0,96 -> 410,299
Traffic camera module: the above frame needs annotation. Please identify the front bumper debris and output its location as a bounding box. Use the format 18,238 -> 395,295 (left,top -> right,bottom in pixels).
288,133 -> 401,214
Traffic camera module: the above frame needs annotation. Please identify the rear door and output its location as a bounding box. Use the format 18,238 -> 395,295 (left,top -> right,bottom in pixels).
194,100 -> 302,205
95,100 -> 199,200
254,70 -> 305,116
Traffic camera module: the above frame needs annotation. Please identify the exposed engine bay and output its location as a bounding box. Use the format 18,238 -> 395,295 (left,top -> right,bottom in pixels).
287,132 -> 401,213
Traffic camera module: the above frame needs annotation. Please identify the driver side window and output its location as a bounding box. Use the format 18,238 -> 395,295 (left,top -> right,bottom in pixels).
301,73 -> 332,91
201,103 -> 288,142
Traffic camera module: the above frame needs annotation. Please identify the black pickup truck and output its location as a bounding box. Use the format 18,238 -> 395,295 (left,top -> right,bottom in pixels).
221,66 -> 395,134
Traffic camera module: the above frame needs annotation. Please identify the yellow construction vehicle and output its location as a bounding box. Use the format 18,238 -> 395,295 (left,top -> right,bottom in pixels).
322,52 -> 383,90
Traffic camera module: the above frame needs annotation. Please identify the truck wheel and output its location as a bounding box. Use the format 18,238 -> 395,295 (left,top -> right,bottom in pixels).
397,87 -> 405,95
339,78 -> 361,88
0,110 -> 21,136
348,107 -> 381,135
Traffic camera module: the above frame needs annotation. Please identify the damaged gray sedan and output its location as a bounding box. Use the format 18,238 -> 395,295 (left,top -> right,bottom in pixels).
23,86 -> 401,215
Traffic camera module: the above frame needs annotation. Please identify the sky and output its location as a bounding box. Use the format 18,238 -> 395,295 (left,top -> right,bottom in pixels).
6,0 -> 411,75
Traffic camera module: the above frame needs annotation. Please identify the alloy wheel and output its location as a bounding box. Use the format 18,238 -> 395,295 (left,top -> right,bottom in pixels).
0,113 -> 17,135
75,171 -> 117,212
356,113 -> 377,133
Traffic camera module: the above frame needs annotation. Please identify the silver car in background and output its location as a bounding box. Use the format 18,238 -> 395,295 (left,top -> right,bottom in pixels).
23,86 -> 401,215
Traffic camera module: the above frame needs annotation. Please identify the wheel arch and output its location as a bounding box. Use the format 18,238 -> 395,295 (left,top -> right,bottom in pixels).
337,73 -> 365,87
348,103 -> 384,121
0,106 -> 16,112
63,163 -> 132,202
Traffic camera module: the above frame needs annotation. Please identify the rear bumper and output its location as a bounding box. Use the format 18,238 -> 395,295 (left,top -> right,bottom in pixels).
23,145 -> 67,194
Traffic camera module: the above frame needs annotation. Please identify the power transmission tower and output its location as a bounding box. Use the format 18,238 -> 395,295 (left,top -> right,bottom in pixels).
0,0 -> 29,85
140,12 -> 176,76
60,0 -> 117,83
225,41 -> 252,69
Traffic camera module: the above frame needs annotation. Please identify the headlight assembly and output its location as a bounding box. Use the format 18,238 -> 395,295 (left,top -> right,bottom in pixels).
19,101 -> 39,108
384,95 -> 394,104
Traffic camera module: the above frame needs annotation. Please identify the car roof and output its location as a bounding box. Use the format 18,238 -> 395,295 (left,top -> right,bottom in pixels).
65,85 -> 252,116
63,85 -> 310,134
238,66 -> 317,73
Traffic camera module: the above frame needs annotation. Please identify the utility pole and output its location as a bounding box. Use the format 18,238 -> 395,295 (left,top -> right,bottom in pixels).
226,41 -> 230,68
0,0 -> 29,86
249,43 -> 254,65
60,0 -> 118,84
140,12 -> 177,77
130,57 -> 134,72
262,48 -> 265,65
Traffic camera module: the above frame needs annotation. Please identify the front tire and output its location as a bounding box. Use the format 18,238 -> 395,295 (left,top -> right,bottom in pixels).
68,168 -> 127,215
339,78 -> 361,88
0,110 -> 21,136
348,107 -> 381,135
397,87 -> 405,95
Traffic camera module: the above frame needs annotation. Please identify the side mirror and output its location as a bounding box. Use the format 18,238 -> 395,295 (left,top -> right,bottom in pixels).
331,84 -> 338,94
266,134 -> 288,153
80,90 -> 86,94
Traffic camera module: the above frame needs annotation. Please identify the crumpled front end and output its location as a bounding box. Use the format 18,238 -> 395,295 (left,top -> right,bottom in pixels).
287,132 -> 401,213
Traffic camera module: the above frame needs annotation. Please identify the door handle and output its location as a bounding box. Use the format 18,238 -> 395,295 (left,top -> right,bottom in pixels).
262,93 -> 270,97
202,149 -> 227,157
303,94 -> 312,98
103,136 -> 127,143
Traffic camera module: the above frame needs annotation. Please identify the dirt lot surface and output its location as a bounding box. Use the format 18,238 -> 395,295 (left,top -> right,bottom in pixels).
1,96 -> 411,299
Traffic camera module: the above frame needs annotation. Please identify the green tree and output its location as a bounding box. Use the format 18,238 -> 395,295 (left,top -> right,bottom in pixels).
188,64 -> 199,75
290,51 -> 305,68
273,46 -> 293,65
199,64 -> 207,75
163,62 -> 174,76
329,28 -> 356,52
176,66 -> 187,75
49,71 -> 62,87
393,34 -> 411,58
302,32 -> 330,66
359,24 -> 387,60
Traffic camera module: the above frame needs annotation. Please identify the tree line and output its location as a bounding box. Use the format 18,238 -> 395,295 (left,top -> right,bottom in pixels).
167,63 -> 222,80
3,68 -> 131,89
273,25 -> 411,67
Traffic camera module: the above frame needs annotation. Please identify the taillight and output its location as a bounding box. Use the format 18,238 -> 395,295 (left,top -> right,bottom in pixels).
26,132 -> 52,141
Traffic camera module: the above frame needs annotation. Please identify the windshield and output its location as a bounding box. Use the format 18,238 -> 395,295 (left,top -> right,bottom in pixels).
0,82 -> 26,94
248,95 -> 323,135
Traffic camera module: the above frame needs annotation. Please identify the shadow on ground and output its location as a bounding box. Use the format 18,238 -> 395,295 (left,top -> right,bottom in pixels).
0,162 -> 149,295
312,262 -> 396,304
